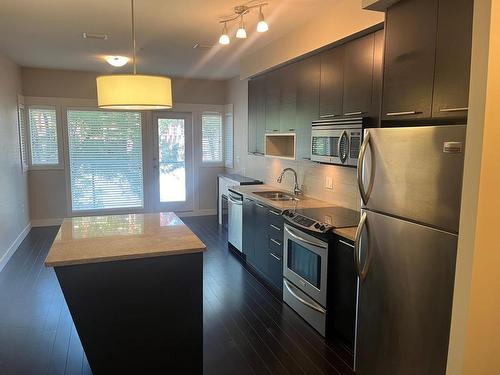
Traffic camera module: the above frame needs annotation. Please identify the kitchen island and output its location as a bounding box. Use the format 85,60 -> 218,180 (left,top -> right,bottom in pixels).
45,212 -> 206,374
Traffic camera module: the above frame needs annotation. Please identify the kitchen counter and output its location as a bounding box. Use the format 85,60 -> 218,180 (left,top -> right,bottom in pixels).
45,212 -> 206,267
231,185 -> 359,241
44,212 -> 204,373
218,172 -> 262,185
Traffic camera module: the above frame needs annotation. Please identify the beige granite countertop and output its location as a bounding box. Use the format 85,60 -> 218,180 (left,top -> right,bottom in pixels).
45,212 -> 206,267
230,184 -> 359,241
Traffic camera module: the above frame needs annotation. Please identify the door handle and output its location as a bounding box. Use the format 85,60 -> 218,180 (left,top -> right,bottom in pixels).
285,226 -> 328,249
385,111 -> 418,116
284,279 -> 326,314
357,131 -> 374,205
344,111 -> 364,116
354,212 -> 370,283
439,107 -> 469,113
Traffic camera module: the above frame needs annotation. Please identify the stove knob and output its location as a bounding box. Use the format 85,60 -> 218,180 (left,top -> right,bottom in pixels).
314,223 -> 321,229
319,225 -> 326,231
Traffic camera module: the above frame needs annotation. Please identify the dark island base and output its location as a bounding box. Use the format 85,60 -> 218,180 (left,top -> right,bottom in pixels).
54,252 -> 203,375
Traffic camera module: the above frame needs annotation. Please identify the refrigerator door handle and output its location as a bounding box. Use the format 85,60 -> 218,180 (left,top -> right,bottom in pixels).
354,212 -> 370,283
357,131 -> 374,205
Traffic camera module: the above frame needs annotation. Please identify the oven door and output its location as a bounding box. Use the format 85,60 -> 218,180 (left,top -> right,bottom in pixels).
311,129 -> 350,165
283,224 -> 328,306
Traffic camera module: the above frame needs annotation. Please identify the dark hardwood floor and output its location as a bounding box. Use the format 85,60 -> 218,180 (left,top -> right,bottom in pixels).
0,215 -> 354,375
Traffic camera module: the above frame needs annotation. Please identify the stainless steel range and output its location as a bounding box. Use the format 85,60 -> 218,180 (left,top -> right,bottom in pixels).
281,206 -> 359,337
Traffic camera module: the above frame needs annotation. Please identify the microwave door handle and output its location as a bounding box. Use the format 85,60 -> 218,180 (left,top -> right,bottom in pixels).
285,226 -> 327,249
357,131 -> 374,205
284,279 -> 326,314
354,212 -> 371,283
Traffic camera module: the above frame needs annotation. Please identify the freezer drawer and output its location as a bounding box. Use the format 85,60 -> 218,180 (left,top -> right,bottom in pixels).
358,125 -> 466,233
355,209 -> 457,375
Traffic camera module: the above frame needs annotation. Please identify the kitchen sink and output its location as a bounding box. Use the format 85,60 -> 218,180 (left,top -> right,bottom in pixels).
252,191 -> 299,201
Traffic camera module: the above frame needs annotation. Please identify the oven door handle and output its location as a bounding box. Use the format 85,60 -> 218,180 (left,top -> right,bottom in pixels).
284,279 -> 326,314
285,226 -> 327,249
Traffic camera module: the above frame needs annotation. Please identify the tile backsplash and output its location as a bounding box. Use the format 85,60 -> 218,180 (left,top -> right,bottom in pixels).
238,155 -> 361,212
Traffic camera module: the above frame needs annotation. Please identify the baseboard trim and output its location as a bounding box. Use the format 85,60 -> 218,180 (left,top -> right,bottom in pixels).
31,218 -> 63,227
0,222 -> 32,273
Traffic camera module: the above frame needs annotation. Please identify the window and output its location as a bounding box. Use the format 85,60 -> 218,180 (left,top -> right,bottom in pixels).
201,112 -> 223,163
28,107 -> 59,166
67,109 -> 144,211
17,105 -> 28,171
224,110 -> 234,168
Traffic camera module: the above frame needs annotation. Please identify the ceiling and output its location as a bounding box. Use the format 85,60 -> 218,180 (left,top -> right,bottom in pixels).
0,0 -> 337,80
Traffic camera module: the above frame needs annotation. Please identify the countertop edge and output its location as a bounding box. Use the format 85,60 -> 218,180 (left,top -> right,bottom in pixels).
45,244 -> 207,268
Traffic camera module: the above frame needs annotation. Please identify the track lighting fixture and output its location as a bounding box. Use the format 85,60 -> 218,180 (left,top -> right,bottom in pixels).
218,3 -> 268,45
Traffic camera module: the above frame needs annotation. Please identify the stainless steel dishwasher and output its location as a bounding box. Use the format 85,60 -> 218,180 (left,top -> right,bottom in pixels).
227,189 -> 243,252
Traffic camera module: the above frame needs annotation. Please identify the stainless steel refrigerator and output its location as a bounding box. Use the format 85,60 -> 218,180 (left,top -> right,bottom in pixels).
354,125 -> 466,375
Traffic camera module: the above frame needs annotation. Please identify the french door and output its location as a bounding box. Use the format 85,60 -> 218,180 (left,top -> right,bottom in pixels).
152,112 -> 193,212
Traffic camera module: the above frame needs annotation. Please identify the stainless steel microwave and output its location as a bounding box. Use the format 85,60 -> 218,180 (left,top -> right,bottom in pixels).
311,117 -> 366,166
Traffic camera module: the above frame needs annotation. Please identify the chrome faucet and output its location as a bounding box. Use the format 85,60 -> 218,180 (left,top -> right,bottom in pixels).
277,168 -> 303,196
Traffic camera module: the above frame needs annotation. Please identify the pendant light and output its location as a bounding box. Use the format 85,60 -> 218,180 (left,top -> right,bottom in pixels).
256,6 -> 269,33
96,0 -> 172,110
236,15 -> 247,39
219,22 -> 230,45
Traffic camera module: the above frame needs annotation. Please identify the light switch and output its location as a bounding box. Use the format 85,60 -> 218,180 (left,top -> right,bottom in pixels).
325,176 -> 333,190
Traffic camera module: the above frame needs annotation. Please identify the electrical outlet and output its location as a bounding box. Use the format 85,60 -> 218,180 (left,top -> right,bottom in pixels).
325,176 -> 333,190
324,215 -> 332,225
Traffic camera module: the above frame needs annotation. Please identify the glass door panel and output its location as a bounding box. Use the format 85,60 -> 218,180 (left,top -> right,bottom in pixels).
153,112 -> 193,212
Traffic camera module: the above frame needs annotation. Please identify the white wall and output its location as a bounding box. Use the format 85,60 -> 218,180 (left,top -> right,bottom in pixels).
0,55 -> 30,271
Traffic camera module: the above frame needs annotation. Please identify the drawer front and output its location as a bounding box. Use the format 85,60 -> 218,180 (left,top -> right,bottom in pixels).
267,208 -> 283,226
268,222 -> 283,237
268,235 -> 283,257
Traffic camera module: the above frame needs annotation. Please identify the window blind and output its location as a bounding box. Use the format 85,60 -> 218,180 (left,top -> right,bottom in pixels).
224,112 -> 233,168
202,112 -> 223,163
67,110 -> 144,211
28,107 -> 59,165
18,106 -> 28,170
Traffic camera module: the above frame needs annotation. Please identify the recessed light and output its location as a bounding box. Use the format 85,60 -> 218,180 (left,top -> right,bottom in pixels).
105,56 -> 129,67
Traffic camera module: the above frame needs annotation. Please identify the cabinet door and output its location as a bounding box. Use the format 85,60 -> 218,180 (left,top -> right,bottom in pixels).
279,64 -> 298,133
319,46 -> 344,119
432,0 -> 473,118
265,71 -> 281,133
242,198 -> 256,263
343,33 -> 375,117
296,56 -> 320,160
369,29 -> 384,125
253,202 -> 270,275
381,0 -> 439,121
248,76 -> 266,155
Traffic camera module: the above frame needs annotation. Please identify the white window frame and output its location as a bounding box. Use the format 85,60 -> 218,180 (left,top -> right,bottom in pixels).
17,95 -> 29,173
224,104 -> 234,169
201,111 -> 224,167
63,106 -> 147,216
27,104 -> 64,170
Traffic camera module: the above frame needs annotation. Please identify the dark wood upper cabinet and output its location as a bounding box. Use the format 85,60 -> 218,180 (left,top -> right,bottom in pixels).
295,56 -> 321,159
279,63 -> 298,133
343,33 -> 375,117
248,76 -> 266,154
265,71 -> 281,133
382,0 -> 439,121
369,29 -> 384,124
432,0 -> 473,118
319,46 -> 345,118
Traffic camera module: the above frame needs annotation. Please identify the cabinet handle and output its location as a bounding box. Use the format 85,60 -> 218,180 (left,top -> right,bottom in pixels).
256,203 -> 265,208
320,114 -> 339,118
344,111 -> 364,116
269,210 -> 281,216
439,107 -> 468,113
339,239 -> 355,248
270,252 -> 282,261
270,238 -> 282,246
385,111 -> 418,116
288,128 -> 295,131
270,224 -> 281,231
273,129 -> 279,132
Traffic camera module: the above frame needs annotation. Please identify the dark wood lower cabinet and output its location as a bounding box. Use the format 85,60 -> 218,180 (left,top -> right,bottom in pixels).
54,254 -> 203,375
